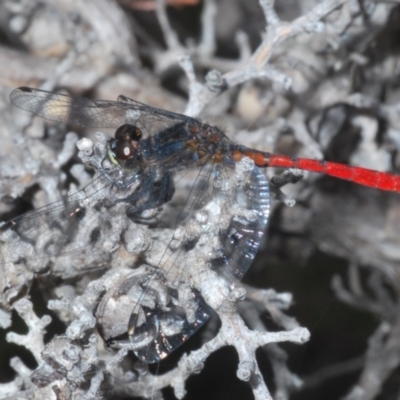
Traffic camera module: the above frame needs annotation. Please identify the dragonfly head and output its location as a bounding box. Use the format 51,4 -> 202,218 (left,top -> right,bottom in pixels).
108,124 -> 143,168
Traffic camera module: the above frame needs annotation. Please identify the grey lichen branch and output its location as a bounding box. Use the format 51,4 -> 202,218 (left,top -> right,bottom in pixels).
259,0 -> 280,26
178,53 -> 216,117
343,320 -> 400,400
165,288 -> 310,400
242,286 -> 299,331
180,0 -> 347,117
30,334 -> 120,399
331,263 -> 400,400
155,0 -> 182,51
239,288 -> 303,399
197,0 -> 217,58
0,375 -> 23,399
270,170 -> 305,208
236,287 -> 303,399
6,298 -> 51,363
0,299 -> 52,399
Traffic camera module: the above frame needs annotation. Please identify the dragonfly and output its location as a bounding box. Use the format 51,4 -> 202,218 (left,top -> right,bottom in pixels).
5,86 -> 400,363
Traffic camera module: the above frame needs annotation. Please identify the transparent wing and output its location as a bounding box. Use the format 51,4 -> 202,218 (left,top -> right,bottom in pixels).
127,159 -> 270,362
10,87 -> 195,137
0,176 -> 128,279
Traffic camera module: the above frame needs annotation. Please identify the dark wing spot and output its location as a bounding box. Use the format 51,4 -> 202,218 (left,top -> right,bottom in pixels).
18,87 -> 33,93
73,207 -> 86,221
90,227 -> 101,243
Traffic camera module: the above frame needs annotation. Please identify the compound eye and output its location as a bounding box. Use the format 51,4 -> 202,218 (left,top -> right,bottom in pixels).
115,140 -> 134,160
113,124 -> 142,161
115,124 -> 142,142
